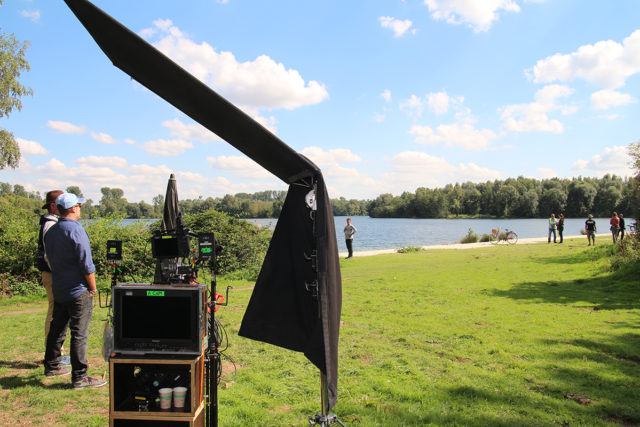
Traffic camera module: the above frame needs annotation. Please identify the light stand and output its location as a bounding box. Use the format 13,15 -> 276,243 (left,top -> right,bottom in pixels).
304,181 -> 344,427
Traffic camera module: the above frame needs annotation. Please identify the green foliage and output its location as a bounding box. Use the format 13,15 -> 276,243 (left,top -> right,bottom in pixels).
610,232 -> 640,272
185,209 -> 271,279
0,197 -> 39,281
367,175 -> 635,219
83,216 -> 155,282
396,246 -> 424,253
479,233 -> 495,242
459,227 -> 479,244
0,274 -> 43,297
1,14 -> 33,169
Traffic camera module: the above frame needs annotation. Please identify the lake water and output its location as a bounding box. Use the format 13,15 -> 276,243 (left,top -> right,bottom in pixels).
249,216 -> 612,252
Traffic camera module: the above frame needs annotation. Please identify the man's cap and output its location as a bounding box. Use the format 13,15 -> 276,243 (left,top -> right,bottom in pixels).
588,214 -> 593,218
55,193 -> 86,210
42,190 -> 64,209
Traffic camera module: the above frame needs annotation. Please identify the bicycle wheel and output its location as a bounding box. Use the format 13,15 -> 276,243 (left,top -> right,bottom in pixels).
507,232 -> 518,244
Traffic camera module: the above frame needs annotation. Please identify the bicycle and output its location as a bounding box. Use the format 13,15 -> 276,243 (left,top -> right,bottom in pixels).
491,228 -> 518,244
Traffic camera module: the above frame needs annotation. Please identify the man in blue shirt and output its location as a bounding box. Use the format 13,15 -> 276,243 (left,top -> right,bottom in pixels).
43,193 -> 106,389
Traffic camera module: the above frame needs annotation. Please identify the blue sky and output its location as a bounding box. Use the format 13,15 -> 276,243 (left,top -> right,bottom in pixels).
2,0 -> 639,204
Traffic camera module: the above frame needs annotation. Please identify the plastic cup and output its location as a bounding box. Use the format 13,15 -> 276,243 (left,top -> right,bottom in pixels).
158,388 -> 173,410
173,386 -> 188,409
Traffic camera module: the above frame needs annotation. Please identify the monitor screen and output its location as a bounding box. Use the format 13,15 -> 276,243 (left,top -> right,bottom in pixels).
113,284 -> 205,355
152,237 -> 180,258
121,295 -> 191,340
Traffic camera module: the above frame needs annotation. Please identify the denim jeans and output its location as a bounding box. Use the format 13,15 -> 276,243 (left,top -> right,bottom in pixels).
548,228 -> 556,243
44,290 -> 93,382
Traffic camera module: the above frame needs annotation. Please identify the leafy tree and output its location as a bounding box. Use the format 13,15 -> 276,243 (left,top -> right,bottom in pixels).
0,1 -> 33,169
66,186 -> 84,197
565,180 -> 596,217
628,141 -> 640,219
538,187 -> 567,216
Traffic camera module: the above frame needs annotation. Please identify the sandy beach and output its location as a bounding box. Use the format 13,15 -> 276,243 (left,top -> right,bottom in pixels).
340,235 -> 585,257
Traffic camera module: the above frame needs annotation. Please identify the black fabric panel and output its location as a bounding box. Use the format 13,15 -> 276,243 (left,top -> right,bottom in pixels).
239,175 -> 341,409
63,0 -> 319,184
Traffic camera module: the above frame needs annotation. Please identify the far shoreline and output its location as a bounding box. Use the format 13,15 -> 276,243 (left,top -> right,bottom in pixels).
341,235 -> 587,257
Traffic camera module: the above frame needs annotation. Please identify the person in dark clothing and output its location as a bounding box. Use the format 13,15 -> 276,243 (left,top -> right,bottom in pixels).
557,213 -> 565,243
37,190 -> 71,366
585,214 -> 597,246
43,193 -> 106,389
619,214 -> 626,241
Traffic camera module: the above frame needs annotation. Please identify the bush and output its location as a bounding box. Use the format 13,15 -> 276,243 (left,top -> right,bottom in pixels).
610,233 -> 640,271
397,246 -> 424,253
479,233 -> 495,242
185,210 -> 272,280
0,274 -> 44,297
0,199 -> 40,282
459,228 -> 479,244
84,216 -> 155,283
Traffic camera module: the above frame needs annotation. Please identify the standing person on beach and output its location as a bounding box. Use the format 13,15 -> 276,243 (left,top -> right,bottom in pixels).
557,213 -> 565,244
43,193 -> 107,389
619,214 -> 626,241
37,190 -> 70,366
585,214 -> 597,246
344,217 -> 357,259
610,212 -> 620,243
548,213 -> 558,243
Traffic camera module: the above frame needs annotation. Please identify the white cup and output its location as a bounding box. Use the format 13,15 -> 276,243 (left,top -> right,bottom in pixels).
158,388 -> 173,410
173,386 -> 188,409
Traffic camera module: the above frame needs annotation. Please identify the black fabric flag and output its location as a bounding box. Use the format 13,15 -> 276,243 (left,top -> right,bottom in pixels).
64,0 -> 341,410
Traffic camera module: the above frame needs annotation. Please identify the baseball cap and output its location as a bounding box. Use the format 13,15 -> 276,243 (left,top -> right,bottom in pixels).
55,193 -> 86,210
42,190 -> 64,209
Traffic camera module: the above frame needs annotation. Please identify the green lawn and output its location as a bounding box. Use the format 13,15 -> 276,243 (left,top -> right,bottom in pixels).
1,238 -> 638,426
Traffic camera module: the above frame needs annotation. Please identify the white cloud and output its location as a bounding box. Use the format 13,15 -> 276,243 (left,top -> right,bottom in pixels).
537,167 -> 557,179
590,89 -> 637,110
124,138 -> 136,145
75,156 -> 128,169
381,89 -> 392,102
400,94 -> 424,118
424,0 -> 520,32
379,16 -> 415,37
128,163 -> 174,177
427,91 -> 464,115
143,20 -> 329,111
206,155 -> 273,180
409,121 -> 497,151
530,29 -> 640,89
141,139 -> 194,156
571,145 -> 634,177
301,147 -> 362,165
500,84 -> 575,133
90,131 -> 118,144
162,118 -> 222,142
46,120 -> 86,134
300,147 -> 377,197
16,138 -> 49,156
381,151 -> 501,191
19,9 -> 40,23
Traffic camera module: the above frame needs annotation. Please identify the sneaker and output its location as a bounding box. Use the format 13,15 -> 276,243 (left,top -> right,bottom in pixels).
73,376 -> 107,390
60,355 -> 71,366
45,367 -> 71,377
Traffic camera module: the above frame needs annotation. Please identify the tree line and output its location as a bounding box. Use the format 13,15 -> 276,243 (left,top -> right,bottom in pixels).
1,173 -> 638,221
367,175 -> 638,219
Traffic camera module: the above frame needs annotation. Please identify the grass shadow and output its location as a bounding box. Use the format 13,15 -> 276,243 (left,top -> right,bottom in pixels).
0,359 -> 40,370
489,268 -> 640,310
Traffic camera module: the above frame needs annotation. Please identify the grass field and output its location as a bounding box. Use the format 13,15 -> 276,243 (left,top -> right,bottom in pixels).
1,238 -> 638,426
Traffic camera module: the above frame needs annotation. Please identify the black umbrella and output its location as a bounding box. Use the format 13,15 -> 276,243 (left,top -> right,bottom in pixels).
63,0 -> 342,415
161,173 -> 180,234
